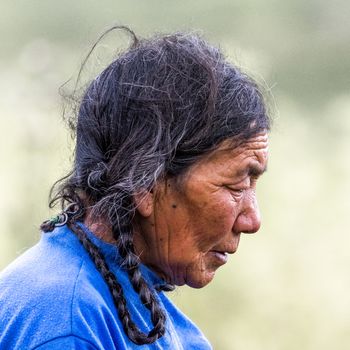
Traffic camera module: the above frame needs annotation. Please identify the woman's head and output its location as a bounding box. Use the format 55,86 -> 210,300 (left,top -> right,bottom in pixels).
61,28 -> 270,226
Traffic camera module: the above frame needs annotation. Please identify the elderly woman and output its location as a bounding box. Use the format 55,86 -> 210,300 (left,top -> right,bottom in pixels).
0,28 -> 269,349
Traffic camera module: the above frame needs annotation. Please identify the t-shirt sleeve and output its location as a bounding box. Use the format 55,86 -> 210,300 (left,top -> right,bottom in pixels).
33,335 -> 99,350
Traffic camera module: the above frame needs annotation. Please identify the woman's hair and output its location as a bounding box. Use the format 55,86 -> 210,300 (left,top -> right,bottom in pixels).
41,26 -> 270,345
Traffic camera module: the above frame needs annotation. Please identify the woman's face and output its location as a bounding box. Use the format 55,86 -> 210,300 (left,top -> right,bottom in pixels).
134,132 -> 269,288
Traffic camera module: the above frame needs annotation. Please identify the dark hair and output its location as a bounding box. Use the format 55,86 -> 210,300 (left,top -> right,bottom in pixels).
41,26 -> 270,345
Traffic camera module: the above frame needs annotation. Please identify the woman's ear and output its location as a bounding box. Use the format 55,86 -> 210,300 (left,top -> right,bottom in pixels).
133,189 -> 154,218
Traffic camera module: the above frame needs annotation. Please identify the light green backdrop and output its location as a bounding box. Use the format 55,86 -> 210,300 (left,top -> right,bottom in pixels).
1,1 -> 350,349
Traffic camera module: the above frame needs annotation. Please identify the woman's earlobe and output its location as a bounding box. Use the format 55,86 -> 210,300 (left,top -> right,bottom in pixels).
134,190 -> 154,218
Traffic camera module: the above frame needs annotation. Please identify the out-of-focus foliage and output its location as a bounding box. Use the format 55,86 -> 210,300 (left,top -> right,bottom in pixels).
1,1 -> 349,349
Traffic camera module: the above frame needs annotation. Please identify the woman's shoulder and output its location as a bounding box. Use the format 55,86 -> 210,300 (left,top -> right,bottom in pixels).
0,224 -> 93,299
0,225 -> 120,349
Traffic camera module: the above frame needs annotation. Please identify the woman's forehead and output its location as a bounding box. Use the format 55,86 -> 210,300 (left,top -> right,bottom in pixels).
179,134 -> 268,184
198,132 -> 269,164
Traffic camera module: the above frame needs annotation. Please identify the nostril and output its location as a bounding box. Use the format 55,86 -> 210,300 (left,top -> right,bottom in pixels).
242,227 -> 259,234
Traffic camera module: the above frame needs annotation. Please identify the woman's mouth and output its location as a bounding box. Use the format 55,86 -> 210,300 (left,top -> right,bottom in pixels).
209,250 -> 229,264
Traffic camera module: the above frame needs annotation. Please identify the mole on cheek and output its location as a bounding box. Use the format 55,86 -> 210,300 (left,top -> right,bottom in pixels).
172,204 -> 177,209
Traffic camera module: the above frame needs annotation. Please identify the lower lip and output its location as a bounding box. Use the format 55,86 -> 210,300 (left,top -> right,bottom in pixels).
210,251 -> 229,265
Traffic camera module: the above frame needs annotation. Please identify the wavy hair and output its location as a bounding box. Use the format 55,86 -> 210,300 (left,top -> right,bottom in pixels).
41,26 -> 271,345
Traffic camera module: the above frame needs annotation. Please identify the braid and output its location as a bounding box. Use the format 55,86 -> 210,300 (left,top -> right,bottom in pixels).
41,208 -> 168,345
67,222 -> 161,345
114,226 -> 168,340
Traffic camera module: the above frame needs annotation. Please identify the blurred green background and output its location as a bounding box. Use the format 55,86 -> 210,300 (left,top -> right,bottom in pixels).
1,1 -> 349,349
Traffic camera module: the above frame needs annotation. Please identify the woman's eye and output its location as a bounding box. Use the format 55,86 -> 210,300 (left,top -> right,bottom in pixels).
226,186 -> 244,195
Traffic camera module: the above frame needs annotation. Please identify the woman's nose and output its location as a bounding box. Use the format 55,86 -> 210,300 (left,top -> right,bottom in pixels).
233,192 -> 261,234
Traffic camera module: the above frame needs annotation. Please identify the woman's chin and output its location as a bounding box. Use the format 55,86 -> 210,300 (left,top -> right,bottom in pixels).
184,270 -> 216,289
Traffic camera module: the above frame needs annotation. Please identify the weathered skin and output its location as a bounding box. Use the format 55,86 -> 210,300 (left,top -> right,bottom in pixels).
133,132 -> 269,288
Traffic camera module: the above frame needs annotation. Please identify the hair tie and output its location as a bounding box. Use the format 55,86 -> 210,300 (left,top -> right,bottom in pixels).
40,202 -> 82,232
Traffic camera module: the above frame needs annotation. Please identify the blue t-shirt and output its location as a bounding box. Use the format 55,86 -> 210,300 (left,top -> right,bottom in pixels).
0,224 -> 212,349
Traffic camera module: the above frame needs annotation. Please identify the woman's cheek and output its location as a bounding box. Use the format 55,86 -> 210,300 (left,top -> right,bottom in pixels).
213,193 -> 239,226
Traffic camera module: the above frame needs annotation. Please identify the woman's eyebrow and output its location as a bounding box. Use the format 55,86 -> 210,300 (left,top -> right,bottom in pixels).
236,163 -> 267,178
